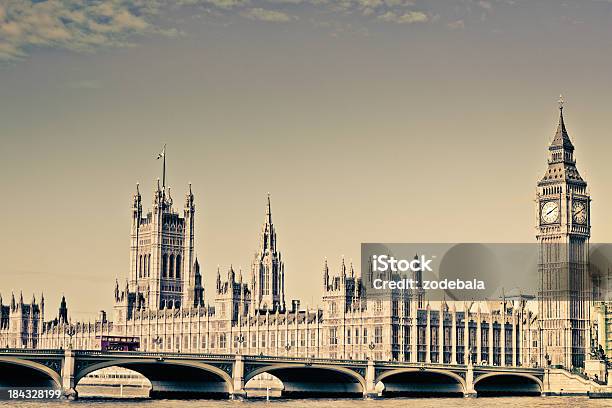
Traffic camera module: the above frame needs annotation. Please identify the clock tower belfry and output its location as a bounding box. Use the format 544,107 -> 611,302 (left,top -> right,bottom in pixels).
536,97 -> 591,369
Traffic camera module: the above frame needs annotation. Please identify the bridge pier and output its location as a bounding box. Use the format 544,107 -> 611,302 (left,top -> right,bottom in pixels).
464,362 -> 476,397
231,354 -> 247,400
364,359 -> 378,398
541,368 -> 550,396
61,349 -> 78,400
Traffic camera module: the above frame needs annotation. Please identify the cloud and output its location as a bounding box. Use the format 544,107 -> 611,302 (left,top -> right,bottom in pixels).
378,10 -> 428,24
0,0 -> 164,61
243,7 -> 294,22
201,0 -> 251,9
447,19 -> 465,30
478,1 -> 492,10
0,0 -> 434,62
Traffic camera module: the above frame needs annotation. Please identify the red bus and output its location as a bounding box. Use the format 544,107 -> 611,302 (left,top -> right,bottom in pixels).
96,335 -> 140,351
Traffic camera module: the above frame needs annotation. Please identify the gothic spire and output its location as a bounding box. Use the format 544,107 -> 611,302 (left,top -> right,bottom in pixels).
184,182 -> 195,210
266,192 -> 272,225
551,95 -> 574,151
540,96 -> 584,185
260,193 -> 276,253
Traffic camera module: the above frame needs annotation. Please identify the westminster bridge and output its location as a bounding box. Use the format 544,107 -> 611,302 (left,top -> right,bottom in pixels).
0,349 -> 601,399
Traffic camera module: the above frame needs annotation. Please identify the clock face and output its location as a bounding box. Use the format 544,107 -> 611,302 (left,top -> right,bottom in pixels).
541,201 -> 560,224
572,201 -> 587,224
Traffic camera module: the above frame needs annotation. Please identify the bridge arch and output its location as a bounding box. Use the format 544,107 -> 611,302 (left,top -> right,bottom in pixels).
75,358 -> 234,399
245,363 -> 366,398
0,357 -> 62,389
376,368 -> 466,397
474,372 -> 542,396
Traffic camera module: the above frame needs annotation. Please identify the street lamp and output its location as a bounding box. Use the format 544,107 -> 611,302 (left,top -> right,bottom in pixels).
66,325 -> 76,349
237,334 -> 245,355
152,336 -> 162,351
368,342 -> 375,361
285,343 -> 291,357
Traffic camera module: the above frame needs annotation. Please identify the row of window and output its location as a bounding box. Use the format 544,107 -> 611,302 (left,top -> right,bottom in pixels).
329,326 -> 382,345
137,253 -> 182,279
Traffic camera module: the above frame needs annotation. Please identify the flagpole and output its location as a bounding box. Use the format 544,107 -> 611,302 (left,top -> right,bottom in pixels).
162,144 -> 166,189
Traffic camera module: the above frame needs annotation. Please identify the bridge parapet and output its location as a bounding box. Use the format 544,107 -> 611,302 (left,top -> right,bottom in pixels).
74,350 -> 235,360
0,348 -> 64,356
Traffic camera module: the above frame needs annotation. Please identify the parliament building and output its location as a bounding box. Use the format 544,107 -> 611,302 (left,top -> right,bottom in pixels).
1,105 -> 604,371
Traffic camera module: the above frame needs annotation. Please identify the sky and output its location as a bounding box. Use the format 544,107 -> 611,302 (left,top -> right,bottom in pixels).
2,0 -> 612,320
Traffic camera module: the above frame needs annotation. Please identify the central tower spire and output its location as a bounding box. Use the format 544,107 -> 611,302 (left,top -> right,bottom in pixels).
251,194 -> 285,313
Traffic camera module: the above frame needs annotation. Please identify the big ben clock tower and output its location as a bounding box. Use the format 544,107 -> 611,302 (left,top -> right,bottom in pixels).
536,97 -> 591,369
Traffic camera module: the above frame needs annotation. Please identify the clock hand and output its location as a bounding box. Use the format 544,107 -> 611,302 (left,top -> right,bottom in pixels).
546,208 -> 556,216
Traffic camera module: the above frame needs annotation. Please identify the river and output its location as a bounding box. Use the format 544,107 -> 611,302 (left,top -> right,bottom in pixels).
0,397 -> 610,408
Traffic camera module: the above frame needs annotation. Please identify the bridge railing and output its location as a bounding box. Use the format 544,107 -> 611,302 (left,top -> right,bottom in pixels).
242,355 -> 368,365
0,348 -> 64,355
73,350 -> 236,360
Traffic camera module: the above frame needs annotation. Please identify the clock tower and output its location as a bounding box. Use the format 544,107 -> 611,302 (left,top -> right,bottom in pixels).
536,97 -> 591,369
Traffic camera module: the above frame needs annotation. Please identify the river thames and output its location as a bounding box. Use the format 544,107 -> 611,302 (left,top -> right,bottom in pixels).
1,397 -> 611,408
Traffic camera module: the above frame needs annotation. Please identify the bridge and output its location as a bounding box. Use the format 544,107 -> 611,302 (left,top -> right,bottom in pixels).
0,348 -> 600,399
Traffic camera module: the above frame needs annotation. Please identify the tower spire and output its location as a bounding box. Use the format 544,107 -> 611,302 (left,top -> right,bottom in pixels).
551,95 -> 573,150
252,193 -> 285,313
266,192 -> 272,225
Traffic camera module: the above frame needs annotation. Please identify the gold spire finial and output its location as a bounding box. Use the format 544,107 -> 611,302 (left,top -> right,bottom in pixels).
558,94 -> 564,111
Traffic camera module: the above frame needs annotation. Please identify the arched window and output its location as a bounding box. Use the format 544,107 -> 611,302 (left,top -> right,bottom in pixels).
176,255 -> 181,279
169,254 -> 175,278
147,254 -> 151,277
139,255 -> 143,278
162,254 -> 168,278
